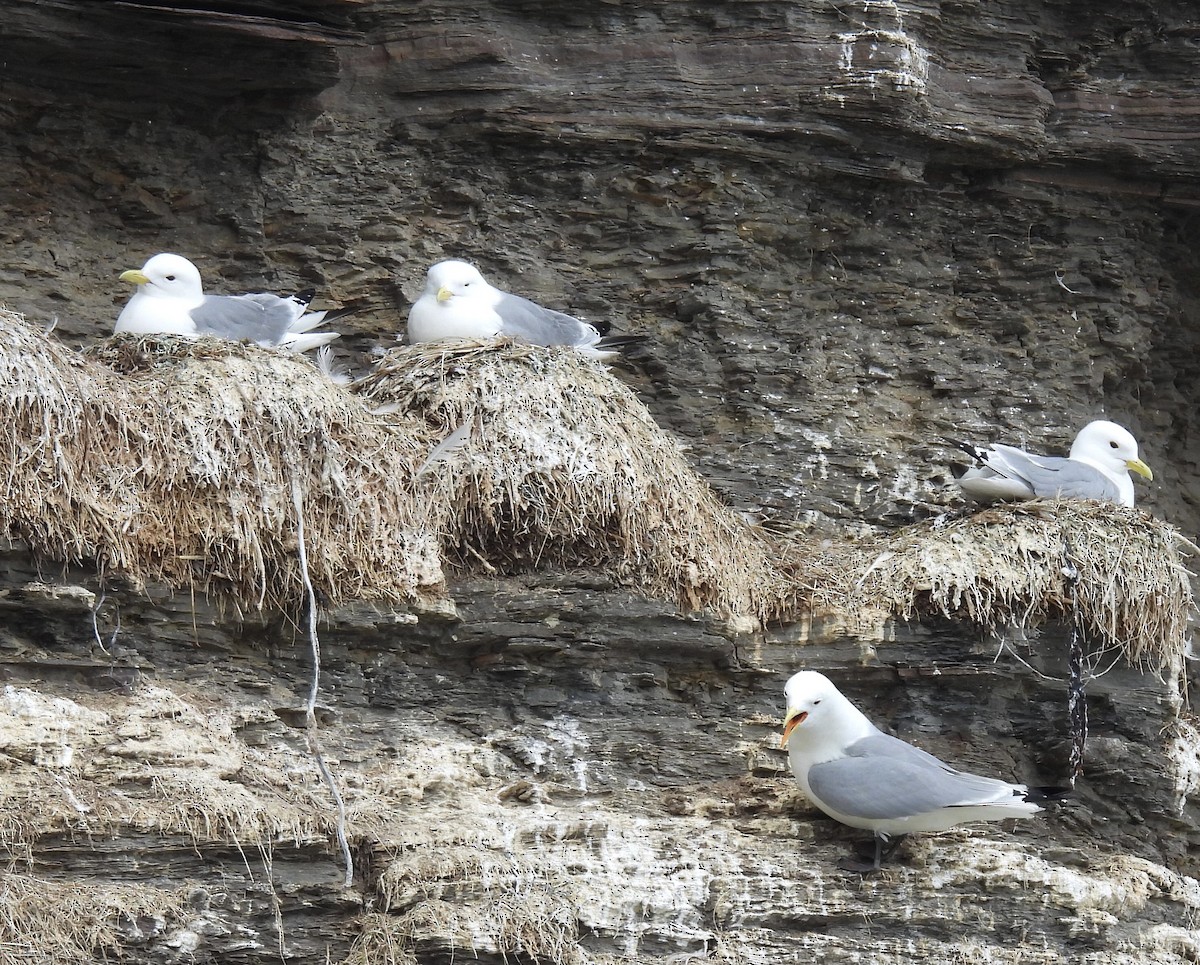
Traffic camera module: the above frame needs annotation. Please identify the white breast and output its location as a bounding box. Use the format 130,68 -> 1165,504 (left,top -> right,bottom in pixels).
407,294 -> 503,343
115,292 -> 200,337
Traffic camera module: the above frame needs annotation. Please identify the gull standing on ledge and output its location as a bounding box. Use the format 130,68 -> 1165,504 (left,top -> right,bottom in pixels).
780,671 -> 1049,872
406,259 -> 643,359
116,253 -> 342,352
954,420 -> 1152,507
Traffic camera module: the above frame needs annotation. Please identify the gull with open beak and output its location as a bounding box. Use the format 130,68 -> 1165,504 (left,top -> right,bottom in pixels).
780,670 -> 1048,871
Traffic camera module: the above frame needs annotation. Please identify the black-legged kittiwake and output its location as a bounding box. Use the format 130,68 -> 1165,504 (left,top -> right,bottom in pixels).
116,253 -> 343,352
406,259 -> 643,359
953,420 -> 1152,507
780,670 -> 1050,871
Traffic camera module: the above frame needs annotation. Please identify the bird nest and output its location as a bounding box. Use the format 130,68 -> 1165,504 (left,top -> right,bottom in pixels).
3,313 -> 440,613
0,313 -> 784,622
0,310 -> 1191,664
794,501 -> 1194,668
356,341 -> 787,625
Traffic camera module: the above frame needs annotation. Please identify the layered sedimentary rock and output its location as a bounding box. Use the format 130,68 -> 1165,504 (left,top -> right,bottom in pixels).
1,1 -> 1198,962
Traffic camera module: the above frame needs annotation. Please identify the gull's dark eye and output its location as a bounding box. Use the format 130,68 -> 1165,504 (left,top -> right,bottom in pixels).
165,275 -> 176,281
1109,440 -> 1119,448
813,699 -> 822,705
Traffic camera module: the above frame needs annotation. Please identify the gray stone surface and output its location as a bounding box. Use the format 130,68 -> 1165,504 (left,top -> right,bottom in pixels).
0,554 -> 1197,962
2,0 -> 1197,533
1,1 -> 1199,962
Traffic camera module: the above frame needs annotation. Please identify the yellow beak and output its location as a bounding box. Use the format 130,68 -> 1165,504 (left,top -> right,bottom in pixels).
1127,458 -> 1153,482
779,708 -> 807,749
436,286 -> 454,303
120,269 -> 150,285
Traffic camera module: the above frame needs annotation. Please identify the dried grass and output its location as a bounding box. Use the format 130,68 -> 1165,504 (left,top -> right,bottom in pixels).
0,874 -> 185,965
788,501 -> 1194,667
364,849 -> 581,964
0,312 -> 441,612
0,313 -> 785,623
353,341 -> 787,624
0,685 -> 337,855
130,764 -> 332,846
1,766 -> 325,853
344,915 -> 420,965
0,312 -> 1191,663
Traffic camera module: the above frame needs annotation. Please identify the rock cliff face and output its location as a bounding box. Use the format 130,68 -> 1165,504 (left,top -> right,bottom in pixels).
1,1 -> 1199,963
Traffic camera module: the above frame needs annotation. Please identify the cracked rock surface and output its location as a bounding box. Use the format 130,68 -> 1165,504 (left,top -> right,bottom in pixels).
1,1 -> 1199,962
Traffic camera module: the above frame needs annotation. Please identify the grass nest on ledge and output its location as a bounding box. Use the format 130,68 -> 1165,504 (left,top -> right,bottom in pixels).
793,501 -> 1194,669
0,311 -> 1190,663
355,341 -> 787,626
0,313 -> 786,624
2,311 -> 441,614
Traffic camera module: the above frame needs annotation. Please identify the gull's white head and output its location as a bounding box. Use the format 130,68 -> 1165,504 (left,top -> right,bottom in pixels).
780,671 -> 873,752
119,253 -> 204,303
1069,420 -> 1153,486
425,259 -> 491,304
407,259 -> 503,343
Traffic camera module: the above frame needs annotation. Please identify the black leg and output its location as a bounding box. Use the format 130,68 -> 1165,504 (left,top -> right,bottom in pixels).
878,833 -> 908,864
837,833 -> 908,874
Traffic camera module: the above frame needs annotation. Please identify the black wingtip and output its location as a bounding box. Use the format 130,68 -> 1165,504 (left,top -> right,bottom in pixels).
596,334 -> 649,352
945,437 -> 985,462
1026,785 -> 1073,803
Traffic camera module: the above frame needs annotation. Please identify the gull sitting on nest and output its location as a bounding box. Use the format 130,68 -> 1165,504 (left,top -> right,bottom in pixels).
406,259 -> 643,359
953,420 -> 1152,507
115,253 -> 344,352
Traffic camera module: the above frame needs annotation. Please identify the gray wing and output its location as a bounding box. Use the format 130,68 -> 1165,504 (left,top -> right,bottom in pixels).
493,291 -> 601,348
987,445 -> 1121,502
807,733 -> 1024,821
189,293 -> 296,345
957,466 -> 1036,502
